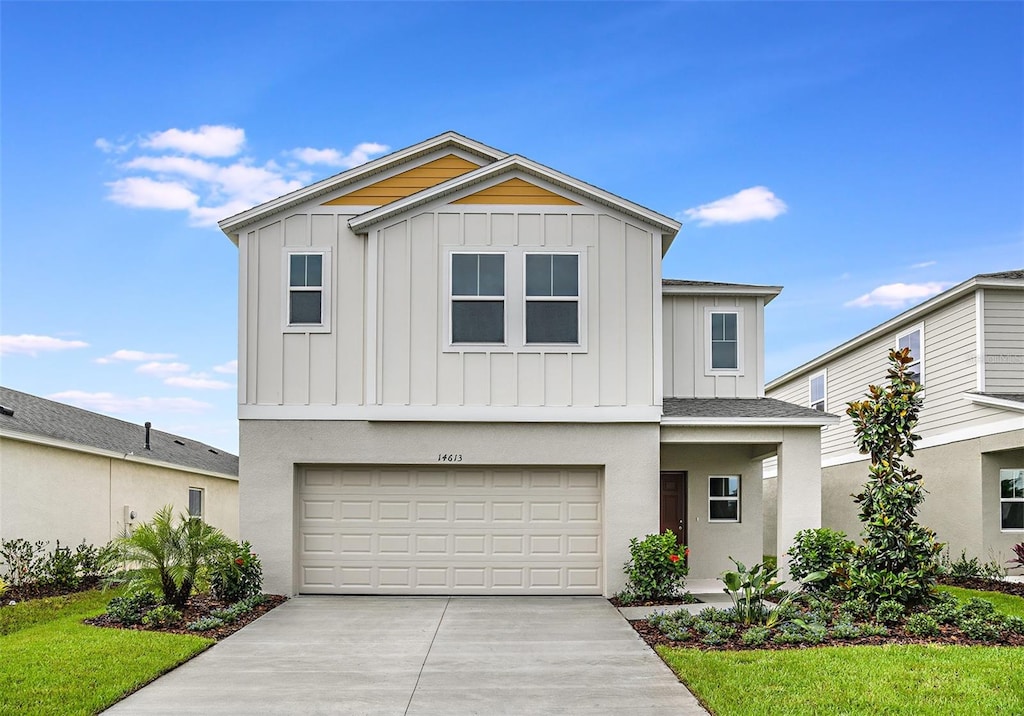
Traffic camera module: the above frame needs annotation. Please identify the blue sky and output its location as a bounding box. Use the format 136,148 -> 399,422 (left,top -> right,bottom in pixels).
2,2 -> 1021,454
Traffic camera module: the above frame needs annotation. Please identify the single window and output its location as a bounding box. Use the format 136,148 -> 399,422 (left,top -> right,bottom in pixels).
897,327 -> 924,385
451,253 -> 505,343
710,312 -> 739,370
188,487 -> 204,520
288,253 -> 324,325
709,476 -> 740,522
525,254 -> 579,343
1000,469 -> 1024,530
810,372 -> 827,412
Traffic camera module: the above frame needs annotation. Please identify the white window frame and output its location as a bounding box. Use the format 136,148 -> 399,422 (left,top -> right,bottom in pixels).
447,250 -> 507,347
283,249 -> 332,333
188,487 -> 204,520
708,475 -> 741,523
1000,468 -> 1024,532
705,307 -> 744,375
809,370 -> 827,412
895,323 -> 925,386
523,252 -> 581,347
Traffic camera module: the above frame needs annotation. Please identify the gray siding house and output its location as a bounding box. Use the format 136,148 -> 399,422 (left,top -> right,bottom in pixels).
765,270 -> 1024,562
219,132 -> 834,596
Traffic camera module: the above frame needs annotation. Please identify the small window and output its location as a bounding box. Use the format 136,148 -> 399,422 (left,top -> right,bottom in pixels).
285,250 -> 331,331
709,476 -> 740,522
810,372 -> 827,412
897,326 -> 924,385
709,311 -> 740,371
188,487 -> 204,520
451,253 -> 505,344
1001,469 -> 1024,531
525,253 -> 579,344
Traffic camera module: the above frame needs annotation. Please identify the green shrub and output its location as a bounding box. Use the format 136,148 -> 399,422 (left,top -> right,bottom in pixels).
649,609 -> 694,640
721,557 -> 825,627
960,617 -> 1001,642
830,620 -> 862,640
772,625 -> 808,645
958,597 -> 996,622
905,612 -> 939,636
941,549 -> 1007,579
106,592 -> 158,625
1003,615 -> 1024,635
211,540 -> 264,603
620,531 -> 689,601
838,596 -> 873,622
860,623 -> 889,637
741,625 -> 771,646
875,599 -> 905,624
699,622 -> 736,645
787,528 -> 853,590
186,615 -> 225,631
927,596 -> 962,625
38,541 -> 81,591
142,604 -> 182,627
0,538 -> 47,586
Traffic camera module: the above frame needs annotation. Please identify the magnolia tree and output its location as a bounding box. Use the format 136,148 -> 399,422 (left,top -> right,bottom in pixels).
840,348 -> 943,606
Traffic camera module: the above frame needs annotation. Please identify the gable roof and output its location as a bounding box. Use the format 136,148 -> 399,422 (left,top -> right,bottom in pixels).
767,269 -> 1024,389
218,131 -> 507,240
662,278 -> 783,304
0,386 -> 238,478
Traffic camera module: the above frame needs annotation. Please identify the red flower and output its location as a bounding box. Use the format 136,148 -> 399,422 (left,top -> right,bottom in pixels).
684,547 -> 690,558
669,554 -> 680,563
235,557 -> 245,566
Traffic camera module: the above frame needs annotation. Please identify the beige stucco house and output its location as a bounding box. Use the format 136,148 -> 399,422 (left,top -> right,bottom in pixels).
765,270 -> 1024,563
218,131 -> 835,597
0,386 -> 239,546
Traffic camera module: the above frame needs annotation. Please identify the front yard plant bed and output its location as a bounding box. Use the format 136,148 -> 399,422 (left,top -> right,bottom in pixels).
609,592 -> 700,607
86,592 -> 287,640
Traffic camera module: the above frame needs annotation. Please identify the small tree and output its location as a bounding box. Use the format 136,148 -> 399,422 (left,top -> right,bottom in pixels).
838,348 -> 943,606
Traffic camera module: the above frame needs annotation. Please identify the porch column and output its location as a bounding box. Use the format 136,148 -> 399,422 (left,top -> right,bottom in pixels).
776,427 -> 822,582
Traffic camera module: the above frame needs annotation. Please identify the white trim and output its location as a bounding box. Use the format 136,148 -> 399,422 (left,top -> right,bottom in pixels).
238,404 -> 662,422
653,234 -> 664,406
0,429 -> 239,481
662,282 -> 782,304
708,475 -> 741,523
282,248 -> 332,333
237,232 -> 248,406
809,370 -> 827,413
705,307 -> 744,375
895,322 -> 925,385
963,393 -> 1024,413
976,288 -> 986,391
661,415 -> 839,427
821,415 -> 1024,467
365,229 -> 379,405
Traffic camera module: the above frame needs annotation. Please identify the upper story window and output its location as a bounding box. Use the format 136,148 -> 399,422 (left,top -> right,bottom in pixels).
525,253 -> 579,344
1001,469 -> 1024,531
897,325 -> 924,385
809,371 -> 827,412
706,309 -> 743,373
285,250 -> 331,333
451,252 -> 505,344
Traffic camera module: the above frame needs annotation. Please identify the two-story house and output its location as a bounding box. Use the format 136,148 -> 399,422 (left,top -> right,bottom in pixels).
765,271 -> 1024,563
218,132 -> 835,596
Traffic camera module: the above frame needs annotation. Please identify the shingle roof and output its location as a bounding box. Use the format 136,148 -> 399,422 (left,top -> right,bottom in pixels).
976,269 -> 1024,280
0,386 -> 238,477
662,397 -> 837,421
663,279 -> 768,289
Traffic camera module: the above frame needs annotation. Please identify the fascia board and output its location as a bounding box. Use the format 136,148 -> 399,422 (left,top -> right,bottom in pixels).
962,393 -> 1024,414
347,155 -> 682,237
217,131 -> 508,241
0,428 -> 239,481
662,284 -> 783,303
660,415 -> 839,427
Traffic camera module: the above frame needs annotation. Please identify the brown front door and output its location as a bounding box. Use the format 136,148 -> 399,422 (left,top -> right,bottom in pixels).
660,471 -> 688,546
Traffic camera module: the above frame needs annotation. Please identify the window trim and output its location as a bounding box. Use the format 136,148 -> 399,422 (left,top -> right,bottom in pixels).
523,252 -> 581,347
895,323 -> 925,386
282,249 -> 332,333
809,370 -> 827,412
1000,468 -> 1024,532
188,487 -> 204,521
705,307 -> 744,375
708,475 -> 741,523
447,250 -> 508,347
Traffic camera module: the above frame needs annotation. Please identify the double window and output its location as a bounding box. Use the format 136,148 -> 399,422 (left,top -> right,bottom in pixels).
1001,469 -> 1024,531
809,371 -> 827,412
709,476 -> 740,522
897,325 -> 924,385
285,250 -> 331,332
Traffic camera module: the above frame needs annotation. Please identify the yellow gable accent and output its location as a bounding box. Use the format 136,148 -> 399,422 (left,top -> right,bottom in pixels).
452,177 -> 580,205
323,154 -> 481,206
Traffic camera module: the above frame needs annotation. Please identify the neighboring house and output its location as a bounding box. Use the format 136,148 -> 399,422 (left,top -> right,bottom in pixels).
765,271 -> 1024,563
218,131 -> 835,597
0,386 -> 239,546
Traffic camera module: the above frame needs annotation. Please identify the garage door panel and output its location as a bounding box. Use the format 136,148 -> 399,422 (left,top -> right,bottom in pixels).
297,466 -> 602,594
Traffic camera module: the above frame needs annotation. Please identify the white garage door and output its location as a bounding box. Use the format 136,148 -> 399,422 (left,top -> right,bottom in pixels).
297,466 -> 603,594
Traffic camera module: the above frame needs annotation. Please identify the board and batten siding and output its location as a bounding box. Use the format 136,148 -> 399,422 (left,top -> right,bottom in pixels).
767,292 -> 1007,461
240,201 -> 661,411
983,289 -> 1024,392
662,295 -> 766,399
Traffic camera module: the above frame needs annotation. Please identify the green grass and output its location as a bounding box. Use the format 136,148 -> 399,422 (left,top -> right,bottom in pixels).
0,589 -> 213,716
938,585 -> 1024,618
659,644 -> 1024,716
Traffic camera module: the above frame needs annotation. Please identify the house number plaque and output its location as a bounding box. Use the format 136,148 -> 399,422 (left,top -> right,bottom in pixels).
437,453 -> 463,462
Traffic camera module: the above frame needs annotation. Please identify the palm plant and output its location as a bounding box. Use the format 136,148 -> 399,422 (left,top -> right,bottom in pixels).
104,505 -> 235,610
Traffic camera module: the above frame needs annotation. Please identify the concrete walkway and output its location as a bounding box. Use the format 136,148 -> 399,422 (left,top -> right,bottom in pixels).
104,596 -> 707,715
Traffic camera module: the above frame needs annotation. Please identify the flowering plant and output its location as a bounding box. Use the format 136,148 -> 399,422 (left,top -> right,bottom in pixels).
620,530 -> 690,602
211,540 -> 263,604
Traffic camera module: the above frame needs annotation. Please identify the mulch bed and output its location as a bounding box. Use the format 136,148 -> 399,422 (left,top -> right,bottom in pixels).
1,576 -> 103,604
84,593 -> 288,640
608,593 -> 701,608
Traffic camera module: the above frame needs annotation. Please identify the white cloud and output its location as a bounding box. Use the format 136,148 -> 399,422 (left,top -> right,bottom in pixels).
845,282 -> 951,309
288,142 -> 390,169
107,177 -> 199,210
48,390 -> 213,414
212,360 -> 237,374
683,186 -> 788,227
164,373 -> 233,390
0,334 -> 89,356
911,261 -> 937,269
95,137 -> 132,154
136,361 -> 190,377
141,125 -> 245,158
96,349 -> 177,364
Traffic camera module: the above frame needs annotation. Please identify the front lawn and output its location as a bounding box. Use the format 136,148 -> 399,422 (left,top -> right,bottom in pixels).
0,589 -> 213,716
659,644 -> 1024,716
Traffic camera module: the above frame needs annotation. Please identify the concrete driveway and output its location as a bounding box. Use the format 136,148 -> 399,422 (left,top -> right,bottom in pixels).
105,596 -> 707,715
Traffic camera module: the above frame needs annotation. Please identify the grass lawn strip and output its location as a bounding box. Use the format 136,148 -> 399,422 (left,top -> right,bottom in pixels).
0,590 -> 213,716
938,585 -> 1024,618
658,644 -> 1024,716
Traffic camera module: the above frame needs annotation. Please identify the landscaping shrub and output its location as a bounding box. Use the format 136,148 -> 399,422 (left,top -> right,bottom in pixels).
787,528 -> 853,590
960,617 -> 1001,642
187,615 -> 225,631
838,596 -> 873,622
740,625 -> 771,646
211,540 -> 263,603
875,599 -> 905,625
142,605 -> 182,627
649,609 -> 694,640
0,577 -> 6,598
905,613 -> 940,636
830,620 -> 862,640
721,557 -> 825,627
1008,542 -> 1024,572
1003,615 -> 1024,635
958,597 -> 996,622
106,592 -> 158,625
941,549 -> 1007,579
859,623 -> 889,637
620,531 -> 689,602
38,541 -> 82,592
927,598 -> 962,625
0,538 -> 47,586
839,348 -> 943,607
